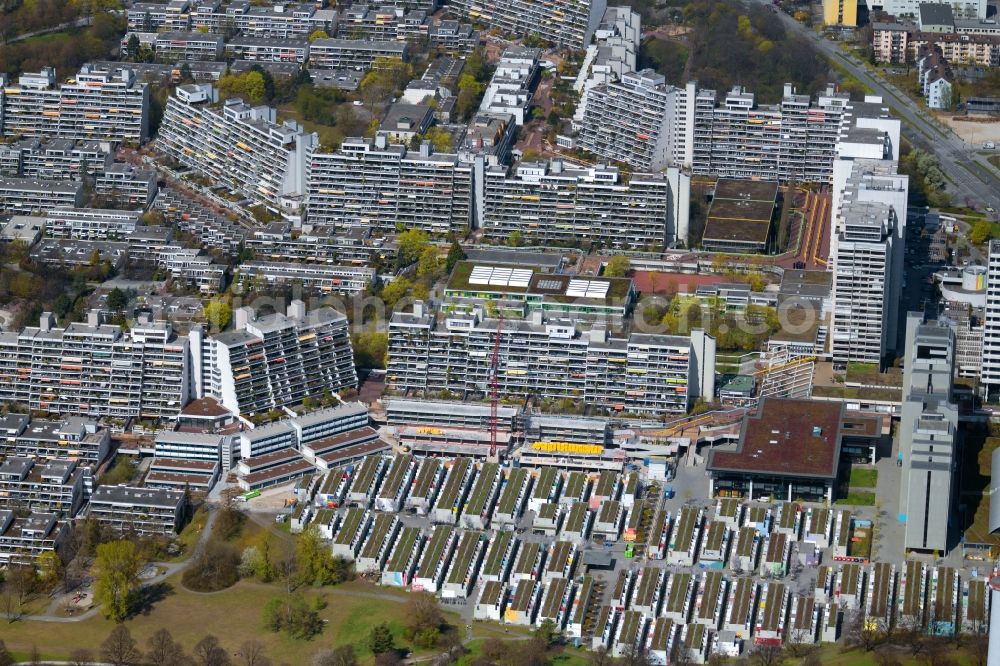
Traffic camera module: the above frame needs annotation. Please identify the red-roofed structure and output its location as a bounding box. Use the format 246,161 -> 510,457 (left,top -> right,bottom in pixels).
707,398 -> 849,502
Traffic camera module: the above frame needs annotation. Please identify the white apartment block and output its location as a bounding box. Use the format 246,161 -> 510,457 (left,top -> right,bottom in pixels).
577,71 -> 695,172
129,0 -> 336,38
0,177 -> 83,213
481,159 -> 689,249
692,84 -> 852,183
235,260 -> 375,295
308,39 -> 408,70
981,240 -> 1000,394
387,303 -> 715,416
0,312 -> 189,420
191,300 -> 357,416
0,414 -> 111,463
0,138 -> 112,180
0,510 -> 69,565
880,0 -> 986,20
156,246 -> 226,294
152,31 -> 225,61
829,117 -> 908,365
479,48 -> 541,126
95,163 -> 158,207
158,84 -> 315,214
307,134 -> 472,234
447,0 -> 607,47
88,485 -> 185,536
43,208 -> 141,240
0,456 -> 90,517
830,200 -> 898,366
225,37 -> 310,63
572,7 -> 641,124
0,65 -> 150,144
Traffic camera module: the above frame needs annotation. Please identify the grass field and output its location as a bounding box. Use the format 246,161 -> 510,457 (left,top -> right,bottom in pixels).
835,491 -> 876,506
5,578 -> 447,663
849,468 -> 878,488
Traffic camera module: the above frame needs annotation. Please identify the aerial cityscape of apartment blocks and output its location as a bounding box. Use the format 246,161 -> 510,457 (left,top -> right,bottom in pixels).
0,65 -> 150,144
157,83 -> 315,212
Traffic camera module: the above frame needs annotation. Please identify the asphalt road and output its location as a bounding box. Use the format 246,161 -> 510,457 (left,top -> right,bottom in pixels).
747,0 -> 1000,212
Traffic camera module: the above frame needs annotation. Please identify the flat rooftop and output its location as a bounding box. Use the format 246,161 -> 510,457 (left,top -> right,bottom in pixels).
707,398 -> 844,479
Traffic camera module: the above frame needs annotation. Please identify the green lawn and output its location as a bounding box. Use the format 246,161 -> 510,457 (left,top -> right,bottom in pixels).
989,155 -> 1000,170
4,578 -> 449,664
835,491 -> 876,506
849,468 -> 878,488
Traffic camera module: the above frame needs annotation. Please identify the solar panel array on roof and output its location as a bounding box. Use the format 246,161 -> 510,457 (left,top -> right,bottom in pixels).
566,279 -> 610,299
468,265 -> 533,287
536,279 -> 563,290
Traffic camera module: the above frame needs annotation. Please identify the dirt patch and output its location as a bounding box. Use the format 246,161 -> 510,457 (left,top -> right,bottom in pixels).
940,115 -> 1000,145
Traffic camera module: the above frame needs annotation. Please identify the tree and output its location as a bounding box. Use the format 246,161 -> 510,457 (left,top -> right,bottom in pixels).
415,246 -> 442,282
295,526 -> 349,586
533,619 -> 560,647
106,287 -> 127,312
312,646 -> 357,666
405,592 -> 445,648
146,628 -> 187,666
262,593 -> 324,639
604,255 -> 631,277
183,539 -> 241,592
37,550 -> 64,590
204,298 -> 232,332
446,241 -> 466,272
94,540 -> 142,623
381,277 -> 411,309
396,228 -> 430,268
0,641 -> 12,666
193,635 -> 230,666
308,29 -> 329,41
969,219 -> 993,245
352,331 -> 389,370
68,648 -> 95,666
508,230 -> 524,247
367,622 -> 395,656
218,71 -> 267,105
748,643 -> 784,666
236,640 -> 270,666
101,625 -> 142,666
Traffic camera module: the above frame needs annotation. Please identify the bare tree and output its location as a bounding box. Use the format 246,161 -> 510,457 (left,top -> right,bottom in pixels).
236,640 -> 271,666
588,646 -> 613,666
101,625 -> 143,666
193,635 -> 231,666
312,646 -> 357,666
618,641 -> 653,666
748,643 -> 784,666
146,628 -> 187,666
69,648 -> 95,666
968,632 -> 989,666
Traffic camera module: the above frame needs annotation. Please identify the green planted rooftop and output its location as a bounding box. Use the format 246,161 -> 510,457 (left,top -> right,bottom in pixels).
447,530 -> 483,585
532,467 -> 560,501
411,458 -> 441,498
333,507 -> 367,546
416,525 -> 454,579
378,454 -> 413,499
666,573 -> 692,614
387,526 -> 422,572
360,513 -> 397,560
437,457 -> 472,508
497,467 -> 530,515
482,531 -> 515,578
464,462 -> 500,517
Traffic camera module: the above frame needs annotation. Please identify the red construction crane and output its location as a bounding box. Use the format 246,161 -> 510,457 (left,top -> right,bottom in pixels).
488,307 -> 503,459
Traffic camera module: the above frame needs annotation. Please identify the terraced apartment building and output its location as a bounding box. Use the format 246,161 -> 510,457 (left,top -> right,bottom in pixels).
388,302 -> 715,416
307,134 -> 472,234
193,301 -> 356,416
445,0 -> 606,48
0,65 -> 150,144
158,84 -> 315,212
481,159 -> 689,250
